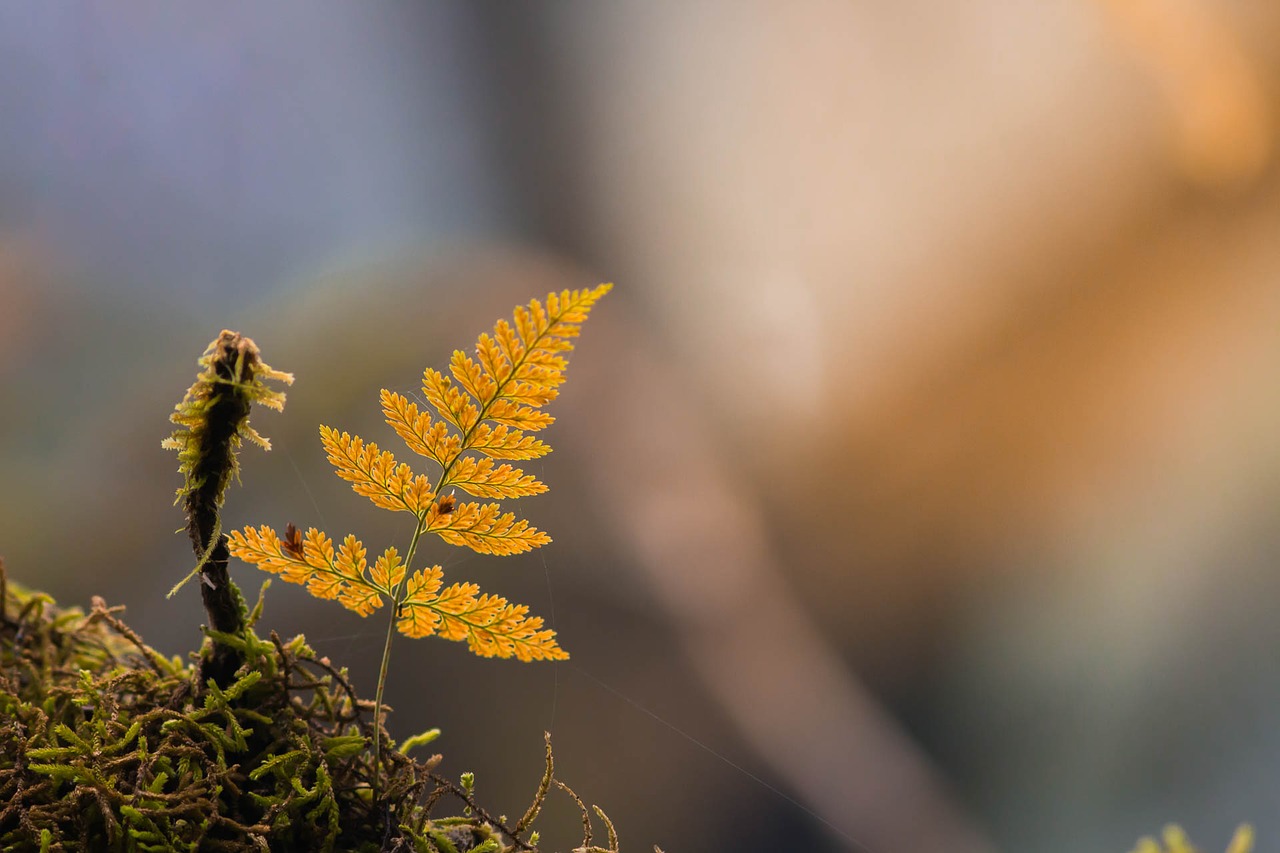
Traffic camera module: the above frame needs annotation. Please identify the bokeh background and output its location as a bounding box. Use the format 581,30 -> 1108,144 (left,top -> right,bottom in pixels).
3,3 -> 1280,851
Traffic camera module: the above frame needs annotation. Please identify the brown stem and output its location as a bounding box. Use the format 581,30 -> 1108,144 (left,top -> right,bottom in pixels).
197,535 -> 244,687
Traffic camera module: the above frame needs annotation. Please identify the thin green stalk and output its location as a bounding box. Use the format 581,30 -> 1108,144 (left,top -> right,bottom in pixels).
371,444 -> 461,799
372,516 -> 427,801
371,595 -> 398,803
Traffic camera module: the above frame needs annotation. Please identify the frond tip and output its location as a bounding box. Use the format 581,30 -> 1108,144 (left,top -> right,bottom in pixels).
395,282 -> 611,555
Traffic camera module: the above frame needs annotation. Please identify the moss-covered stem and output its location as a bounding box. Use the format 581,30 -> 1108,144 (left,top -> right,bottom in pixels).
186,344 -> 255,686
163,330 -> 291,689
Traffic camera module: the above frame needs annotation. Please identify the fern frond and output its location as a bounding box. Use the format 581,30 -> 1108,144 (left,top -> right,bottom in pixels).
320,426 -> 435,514
378,285 -> 610,559
231,285 -> 607,684
306,534 -> 365,603
397,579 -> 567,661
449,351 -> 498,407
480,398 -> 556,432
440,457 -> 546,499
393,566 -> 445,638
466,423 -> 552,461
425,502 -> 551,555
381,390 -> 463,469
227,526 -> 383,617
369,547 -> 406,594
422,368 -> 480,433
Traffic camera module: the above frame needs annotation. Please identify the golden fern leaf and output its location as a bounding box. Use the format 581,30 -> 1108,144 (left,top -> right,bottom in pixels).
231,287 -> 607,676
384,390 -> 552,469
369,546 -> 406,594
466,423 -> 551,461
424,501 -> 551,555
449,350 -> 498,407
320,426 -> 435,514
433,283 -> 609,440
227,525 -> 305,582
441,457 -> 546,499
394,566 -> 446,638
377,284 -> 610,557
227,525 -> 383,617
306,534 -> 365,603
381,390 -> 462,469
397,579 -> 567,661
422,368 -> 480,432
1130,825 -> 1254,853
466,600 -> 565,662
478,397 -> 556,432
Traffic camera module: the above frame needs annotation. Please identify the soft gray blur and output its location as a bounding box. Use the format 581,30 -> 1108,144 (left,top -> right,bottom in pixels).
4,3 -> 1280,852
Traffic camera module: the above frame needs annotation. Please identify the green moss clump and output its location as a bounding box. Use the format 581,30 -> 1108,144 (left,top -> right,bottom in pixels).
0,562 -> 510,852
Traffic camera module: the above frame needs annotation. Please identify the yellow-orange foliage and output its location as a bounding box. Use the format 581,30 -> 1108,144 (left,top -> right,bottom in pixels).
228,284 -> 611,661
1129,824 -> 1253,853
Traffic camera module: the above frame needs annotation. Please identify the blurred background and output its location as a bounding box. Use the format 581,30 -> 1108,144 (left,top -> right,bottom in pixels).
3,2 -> 1280,851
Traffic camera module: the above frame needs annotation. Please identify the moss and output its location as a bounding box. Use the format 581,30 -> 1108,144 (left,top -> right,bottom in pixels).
0,561 -> 514,851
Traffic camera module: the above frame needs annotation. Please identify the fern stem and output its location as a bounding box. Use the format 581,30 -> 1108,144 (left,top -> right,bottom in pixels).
371,593 -> 397,803
372,515 -> 427,802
